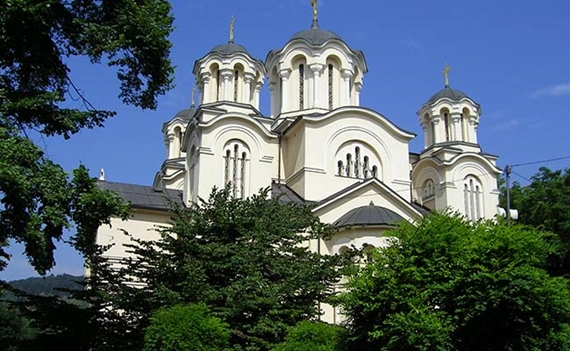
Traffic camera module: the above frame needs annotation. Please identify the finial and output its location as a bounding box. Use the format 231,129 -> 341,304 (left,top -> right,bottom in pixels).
443,64 -> 452,88
310,0 -> 319,27
229,16 -> 235,43
99,168 -> 105,181
191,86 -> 196,108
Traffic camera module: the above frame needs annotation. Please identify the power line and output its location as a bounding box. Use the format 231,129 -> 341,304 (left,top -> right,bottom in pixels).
510,156 -> 570,168
512,170 -> 532,183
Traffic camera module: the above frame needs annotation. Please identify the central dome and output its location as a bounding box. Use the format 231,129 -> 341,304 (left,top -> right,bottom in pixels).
289,26 -> 342,46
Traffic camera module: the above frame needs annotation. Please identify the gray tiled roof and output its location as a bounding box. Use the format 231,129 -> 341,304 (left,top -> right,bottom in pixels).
334,202 -> 405,228
426,86 -> 474,105
209,42 -> 250,56
271,182 -> 306,205
98,181 -> 184,211
290,26 -> 342,46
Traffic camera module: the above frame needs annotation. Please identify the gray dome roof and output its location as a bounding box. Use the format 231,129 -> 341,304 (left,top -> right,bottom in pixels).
426,87 -> 472,105
334,202 -> 405,228
209,42 -> 250,56
174,107 -> 195,121
289,26 -> 342,46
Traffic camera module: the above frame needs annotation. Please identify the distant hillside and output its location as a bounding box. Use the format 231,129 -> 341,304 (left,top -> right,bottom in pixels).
8,274 -> 84,297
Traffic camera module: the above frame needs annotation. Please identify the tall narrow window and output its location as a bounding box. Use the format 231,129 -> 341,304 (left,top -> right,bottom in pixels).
464,176 -> 483,220
216,70 -> 221,101
240,152 -> 247,198
299,64 -> 304,110
354,147 -> 361,178
328,64 -> 334,110
371,166 -> 378,178
233,144 -> 239,197
224,150 -> 231,184
444,112 -> 450,141
224,141 -> 250,199
336,145 -> 379,180
234,70 -> 239,102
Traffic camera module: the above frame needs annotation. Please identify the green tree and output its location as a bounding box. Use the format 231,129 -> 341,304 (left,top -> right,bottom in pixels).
100,187 -> 346,351
143,304 -> 230,351
338,212 -> 570,351
0,301 -> 36,351
502,167 -> 570,274
272,320 -> 344,351
0,0 -> 174,274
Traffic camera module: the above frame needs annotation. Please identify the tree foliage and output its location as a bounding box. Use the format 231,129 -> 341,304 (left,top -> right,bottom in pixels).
97,187 -> 346,351
0,301 -> 37,351
502,166 -> 570,274
0,0 -> 174,274
272,320 -> 344,351
338,212 -> 570,351
143,304 -> 230,351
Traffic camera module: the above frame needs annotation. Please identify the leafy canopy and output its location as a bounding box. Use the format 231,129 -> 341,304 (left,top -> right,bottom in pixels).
99,187 -> 346,351
338,212 -> 570,351
0,0 -> 174,274
143,304 -> 230,351
272,320 -> 345,351
502,166 -> 570,274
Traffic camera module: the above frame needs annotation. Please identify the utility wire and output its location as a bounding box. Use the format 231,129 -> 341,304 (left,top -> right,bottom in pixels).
510,156 -> 570,168
512,170 -> 532,183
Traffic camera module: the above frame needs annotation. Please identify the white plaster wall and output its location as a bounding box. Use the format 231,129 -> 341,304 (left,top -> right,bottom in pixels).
282,109 -> 414,202
194,114 -> 279,200
94,210 -> 171,262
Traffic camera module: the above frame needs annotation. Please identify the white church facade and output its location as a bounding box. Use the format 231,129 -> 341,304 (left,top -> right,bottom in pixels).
95,12 -> 502,322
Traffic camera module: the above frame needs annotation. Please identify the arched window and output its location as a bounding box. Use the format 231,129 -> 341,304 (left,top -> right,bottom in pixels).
336,144 -> 379,180
233,70 -> 239,102
464,176 -> 484,220
188,146 -> 197,201
462,108 -> 470,142
444,112 -> 451,141
423,179 -> 435,199
328,64 -> 333,110
173,126 -> 182,158
354,147 -> 360,178
216,70 -> 221,101
299,64 -> 305,110
224,141 -> 250,199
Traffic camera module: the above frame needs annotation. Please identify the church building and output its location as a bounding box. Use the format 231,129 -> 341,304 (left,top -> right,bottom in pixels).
95,6 -> 502,322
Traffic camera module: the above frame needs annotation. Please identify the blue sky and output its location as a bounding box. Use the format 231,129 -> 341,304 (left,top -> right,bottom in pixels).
2,0 -> 570,280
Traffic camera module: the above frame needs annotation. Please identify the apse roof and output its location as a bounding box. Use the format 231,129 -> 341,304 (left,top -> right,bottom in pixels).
334,202 -> 405,228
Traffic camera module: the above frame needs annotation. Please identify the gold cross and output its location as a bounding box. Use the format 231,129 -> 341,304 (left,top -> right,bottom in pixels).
443,64 -> 452,87
229,16 -> 235,43
311,0 -> 318,22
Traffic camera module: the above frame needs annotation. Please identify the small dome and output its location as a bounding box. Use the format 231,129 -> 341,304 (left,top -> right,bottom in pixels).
209,42 -> 250,56
334,202 -> 405,228
173,107 -> 195,121
426,86 -> 473,105
289,26 -> 342,46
